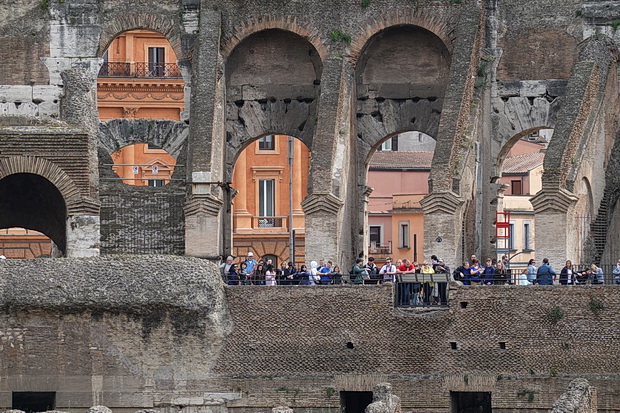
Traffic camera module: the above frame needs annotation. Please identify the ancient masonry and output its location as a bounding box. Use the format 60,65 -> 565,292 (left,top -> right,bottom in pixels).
2,0 -> 620,411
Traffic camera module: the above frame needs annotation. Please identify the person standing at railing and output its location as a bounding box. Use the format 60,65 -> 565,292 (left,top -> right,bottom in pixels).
420,261 -> 435,305
453,262 -> 471,285
559,260 -> 575,286
319,260 -> 334,285
244,252 -> 257,275
536,258 -> 556,285
469,259 -> 483,285
527,259 -> 537,284
352,258 -> 369,285
227,263 -> 240,286
379,257 -> 397,283
518,269 -> 531,285
482,258 -> 495,285
590,264 -> 604,284
309,261 -> 320,285
265,264 -> 277,286
495,261 -> 508,285
613,260 -> 620,285
434,259 -> 450,304
238,261 -> 250,285
397,259 -> 416,305
297,264 -> 311,285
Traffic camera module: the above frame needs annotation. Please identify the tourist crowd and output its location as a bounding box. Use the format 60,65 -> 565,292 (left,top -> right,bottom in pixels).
221,252 -> 620,297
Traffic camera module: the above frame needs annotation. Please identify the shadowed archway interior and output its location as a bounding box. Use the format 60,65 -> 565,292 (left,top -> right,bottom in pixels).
0,173 -> 67,254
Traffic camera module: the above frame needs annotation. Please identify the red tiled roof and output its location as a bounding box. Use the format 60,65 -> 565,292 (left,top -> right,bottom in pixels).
369,151 -> 433,170
502,152 -> 545,174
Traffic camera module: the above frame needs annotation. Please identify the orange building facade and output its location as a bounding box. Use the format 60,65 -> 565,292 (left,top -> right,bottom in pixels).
98,30 -> 184,122
231,135 -> 310,266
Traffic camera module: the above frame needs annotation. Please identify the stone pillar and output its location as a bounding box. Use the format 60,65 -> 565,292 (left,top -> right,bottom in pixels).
301,193 -> 343,264
60,67 -> 102,257
184,9 -> 227,258
420,191 -> 466,268
531,188 -> 579,268
304,53 -> 354,265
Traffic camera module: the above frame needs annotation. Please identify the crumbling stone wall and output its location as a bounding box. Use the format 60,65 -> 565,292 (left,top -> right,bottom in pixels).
0,257 -> 230,410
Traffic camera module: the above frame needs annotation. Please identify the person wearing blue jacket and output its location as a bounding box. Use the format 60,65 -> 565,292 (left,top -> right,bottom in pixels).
536,258 -> 556,285
482,258 -> 496,285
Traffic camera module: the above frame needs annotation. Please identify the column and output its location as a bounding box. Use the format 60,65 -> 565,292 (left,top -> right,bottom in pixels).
184,9 -> 227,258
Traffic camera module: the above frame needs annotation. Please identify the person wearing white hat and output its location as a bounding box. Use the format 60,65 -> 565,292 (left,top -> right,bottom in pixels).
244,251 -> 257,275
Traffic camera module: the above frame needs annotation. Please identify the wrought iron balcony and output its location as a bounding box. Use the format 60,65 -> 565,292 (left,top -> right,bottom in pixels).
253,216 -> 288,230
98,62 -> 182,78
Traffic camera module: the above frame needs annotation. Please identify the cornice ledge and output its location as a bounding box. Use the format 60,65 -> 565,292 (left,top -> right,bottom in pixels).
184,194 -> 224,217
301,192 -> 343,216
530,187 -> 579,213
420,191 -> 464,215
67,196 -> 101,215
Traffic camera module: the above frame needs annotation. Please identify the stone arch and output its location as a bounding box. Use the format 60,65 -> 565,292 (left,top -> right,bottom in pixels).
0,156 -> 80,209
349,9 -> 455,66
99,14 -> 185,61
492,97 -> 559,148
356,25 -> 450,156
0,173 -> 68,254
494,127 -> 552,182
225,29 -> 321,166
221,16 -> 328,61
99,119 -> 188,160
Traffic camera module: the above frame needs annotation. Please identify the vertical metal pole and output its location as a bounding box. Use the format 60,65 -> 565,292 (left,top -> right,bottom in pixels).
288,136 -> 295,265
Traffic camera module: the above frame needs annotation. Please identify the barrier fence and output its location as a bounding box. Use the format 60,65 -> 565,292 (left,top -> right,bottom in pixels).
224,266 -> 620,308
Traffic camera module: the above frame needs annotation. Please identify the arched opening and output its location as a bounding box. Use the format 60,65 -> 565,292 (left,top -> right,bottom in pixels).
231,134 -> 310,267
225,29 -> 321,149
98,29 -> 185,185
0,173 -> 66,256
366,131 -> 436,265
495,128 -> 552,270
97,29 -> 186,255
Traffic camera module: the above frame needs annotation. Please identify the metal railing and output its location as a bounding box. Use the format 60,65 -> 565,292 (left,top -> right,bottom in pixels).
98,62 -> 182,78
253,216 -> 287,229
368,241 -> 392,255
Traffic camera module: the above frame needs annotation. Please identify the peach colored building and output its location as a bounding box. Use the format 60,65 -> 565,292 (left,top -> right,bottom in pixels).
97,30 -> 184,122
496,139 -> 546,269
231,135 -> 310,266
367,151 -> 432,264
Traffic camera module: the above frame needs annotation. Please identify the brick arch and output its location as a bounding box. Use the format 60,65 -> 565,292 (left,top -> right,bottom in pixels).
99,13 -> 184,61
0,156 -> 80,209
349,9 -> 455,66
221,16 -> 328,61
99,119 -> 189,160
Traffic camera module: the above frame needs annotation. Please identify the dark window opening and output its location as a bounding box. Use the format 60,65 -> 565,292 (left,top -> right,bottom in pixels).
450,342 -> 457,350
341,391 -> 373,413
13,392 -> 56,413
451,391 -> 491,413
258,135 -> 275,150
499,342 -> 506,349
460,301 -> 468,309
346,341 -> 354,349
148,179 -> 165,187
511,180 -> 522,195
148,47 -> 165,77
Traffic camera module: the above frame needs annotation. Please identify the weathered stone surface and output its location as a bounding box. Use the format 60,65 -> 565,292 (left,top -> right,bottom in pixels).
551,378 -> 596,413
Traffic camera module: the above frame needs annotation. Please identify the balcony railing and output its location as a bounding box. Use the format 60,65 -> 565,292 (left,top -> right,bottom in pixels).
253,216 -> 287,229
368,241 -> 392,255
98,62 -> 182,78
